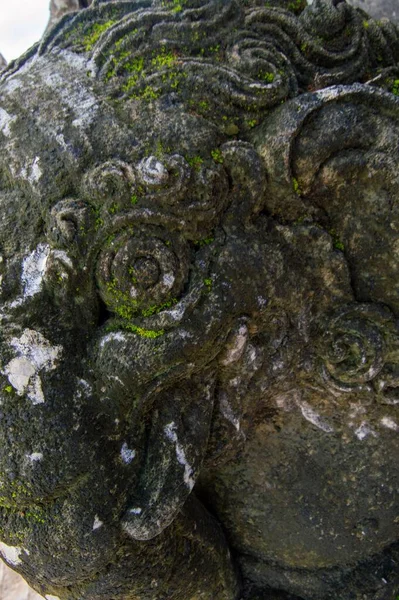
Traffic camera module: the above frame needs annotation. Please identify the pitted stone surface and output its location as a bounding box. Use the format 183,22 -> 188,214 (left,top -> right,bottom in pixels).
0,1 -> 398,600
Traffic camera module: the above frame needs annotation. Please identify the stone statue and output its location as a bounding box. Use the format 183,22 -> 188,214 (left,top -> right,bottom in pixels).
0,0 -> 398,599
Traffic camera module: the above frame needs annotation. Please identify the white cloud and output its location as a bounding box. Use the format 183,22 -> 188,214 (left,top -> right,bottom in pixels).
0,0 -> 50,62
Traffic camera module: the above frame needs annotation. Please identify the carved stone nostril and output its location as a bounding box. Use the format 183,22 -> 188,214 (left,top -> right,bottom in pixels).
58,216 -> 77,242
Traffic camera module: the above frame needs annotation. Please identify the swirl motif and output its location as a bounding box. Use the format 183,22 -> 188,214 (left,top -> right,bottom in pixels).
48,199 -> 95,252
95,225 -> 190,319
83,160 -> 135,206
135,154 -> 191,204
319,304 -> 394,392
4,0 -> 398,122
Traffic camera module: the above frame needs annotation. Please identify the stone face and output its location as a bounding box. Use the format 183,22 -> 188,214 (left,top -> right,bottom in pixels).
0,1 -> 398,599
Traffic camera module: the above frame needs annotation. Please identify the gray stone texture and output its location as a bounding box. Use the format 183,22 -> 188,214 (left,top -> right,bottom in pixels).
0,1 -> 398,600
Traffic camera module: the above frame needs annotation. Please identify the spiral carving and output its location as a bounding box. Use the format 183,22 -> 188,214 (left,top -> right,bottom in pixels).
47,199 -> 95,252
135,154 -> 191,204
318,304 -> 394,392
28,0 -> 399,133
95,225 -> 190,319
82,160 -> 135,208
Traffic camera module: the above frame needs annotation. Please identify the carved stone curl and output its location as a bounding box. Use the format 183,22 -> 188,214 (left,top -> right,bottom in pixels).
0,1 -> 398,600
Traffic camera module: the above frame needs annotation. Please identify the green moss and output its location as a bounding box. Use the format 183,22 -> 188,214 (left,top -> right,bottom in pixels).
198,100 -> 209,111
292,178 -> 301,196
140,298 -> 177,317
225,122 -> 239,135
124,324 -> 165,338
363,20 -> 370,28
139,85 -> 161,101
258,71 -> 275,83
152,47 -> 177,69
392,79 -> 399,96
108,202 -> 119,214
288,0 -> 306,13
161,0 -> 186,13
187,155 -> 204,171
194,237 -> 214,247
125,56 -> 144,74
3,385 -> 13,393
329,229 -> 345,251
203,277 -> 212,291
211,149 -> 224,164
131,194 -> 139,205
246,119 -> 258,128
106,279 -> 139,320
24,507 -> 46,525
120,56 -> 145,91
83,20 -> 117,52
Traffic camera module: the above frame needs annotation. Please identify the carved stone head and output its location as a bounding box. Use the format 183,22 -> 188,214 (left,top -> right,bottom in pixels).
0,1 -> 398,599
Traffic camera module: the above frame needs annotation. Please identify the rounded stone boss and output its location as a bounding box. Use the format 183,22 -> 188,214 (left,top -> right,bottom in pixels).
0,0 -> 398,598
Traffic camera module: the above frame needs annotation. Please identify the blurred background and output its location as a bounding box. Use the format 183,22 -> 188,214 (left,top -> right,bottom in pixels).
0,0 -> 397,598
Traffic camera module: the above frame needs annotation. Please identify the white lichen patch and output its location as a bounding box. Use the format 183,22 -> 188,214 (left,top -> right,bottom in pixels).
107,374 -> 125,387
380,416 -> 399,431
92,515 -> 103,530
139,156 -> 169,186
219,392 -> 240,431
28,157 -> 42,184
120,442 -> 136,464
297,400 -> 334,433
26,452 -> 43,462
40,50 -> 99,132
100,331 -> 126,348
74,378 -> 93,400
5,357 -> 35,393
0,108 -> 17,137
221,324 -> 248,366
129,507 -> 142,515
164,422 -> 195,490
257,296 -> 268,307
162,272 -> 175,288
4,329 -> 62,404
21,243 -> 51,299
51,250 -> 73,270
354,421 -> 377,441
0,542 -> 22,566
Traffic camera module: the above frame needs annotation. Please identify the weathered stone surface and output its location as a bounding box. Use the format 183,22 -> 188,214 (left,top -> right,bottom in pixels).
0,1 -> 398,599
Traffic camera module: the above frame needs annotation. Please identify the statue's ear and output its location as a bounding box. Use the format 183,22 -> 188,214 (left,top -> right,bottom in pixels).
121,374 -> 214,540
253,84 -> 399,315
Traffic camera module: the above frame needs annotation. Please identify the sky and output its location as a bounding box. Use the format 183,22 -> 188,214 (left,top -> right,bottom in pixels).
0,0 -> 50,63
